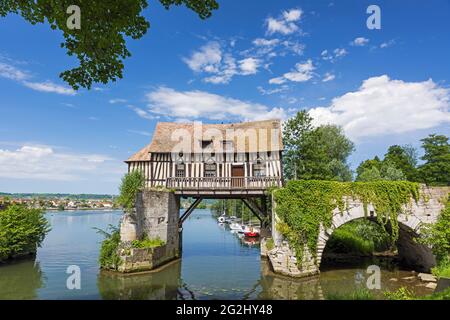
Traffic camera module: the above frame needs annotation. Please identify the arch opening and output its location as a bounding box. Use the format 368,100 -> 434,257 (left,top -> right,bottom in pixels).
319,217 -> 436,273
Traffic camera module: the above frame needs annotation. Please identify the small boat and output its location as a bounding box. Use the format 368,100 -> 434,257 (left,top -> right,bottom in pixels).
229,222 -> 242,231
244,227 -> 260,238
217,215 -> 226,223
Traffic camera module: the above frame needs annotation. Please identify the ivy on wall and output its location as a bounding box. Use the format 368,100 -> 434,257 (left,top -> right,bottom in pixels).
272,180 -> 420,264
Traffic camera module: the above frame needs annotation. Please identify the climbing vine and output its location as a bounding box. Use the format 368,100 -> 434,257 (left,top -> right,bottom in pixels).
272,180 -> 420,265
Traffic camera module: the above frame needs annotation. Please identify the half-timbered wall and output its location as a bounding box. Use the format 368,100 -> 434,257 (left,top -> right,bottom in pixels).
128,152 -> 282,187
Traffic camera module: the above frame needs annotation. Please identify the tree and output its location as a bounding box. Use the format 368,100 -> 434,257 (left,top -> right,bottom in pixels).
0,0 -> 219,90
383,145 -> 418,181
356,161 -> 405,182
355,156 -> 382,181
282,111 -> 355,181
418,134 -> 450,186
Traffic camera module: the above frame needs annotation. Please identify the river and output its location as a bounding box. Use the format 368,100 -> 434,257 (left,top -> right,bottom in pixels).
0,209 -> 434,300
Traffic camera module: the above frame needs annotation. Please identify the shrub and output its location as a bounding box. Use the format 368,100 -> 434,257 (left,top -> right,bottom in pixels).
98,226 -> 121,270
0,204 -> 50,261
116,171 -> 145,212
131,236 -> 165,249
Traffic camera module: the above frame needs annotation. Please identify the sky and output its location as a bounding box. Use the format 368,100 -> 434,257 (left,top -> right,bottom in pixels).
0,0 -> 449,194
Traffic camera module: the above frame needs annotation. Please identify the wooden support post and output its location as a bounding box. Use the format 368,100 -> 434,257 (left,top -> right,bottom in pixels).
179,197 -> 204,225
242,198 -> 263,222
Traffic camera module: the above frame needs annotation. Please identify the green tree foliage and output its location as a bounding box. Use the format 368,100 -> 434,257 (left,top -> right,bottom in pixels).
0,205 -> 50,261
0,0 -> 219,90
116,170 -> 145,212
283,111 -> 354,181
383,145 -> 418,181
418,134 -> 450,186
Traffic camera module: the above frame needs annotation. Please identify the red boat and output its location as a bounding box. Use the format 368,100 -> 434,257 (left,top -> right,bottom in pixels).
244,227 -> 260,238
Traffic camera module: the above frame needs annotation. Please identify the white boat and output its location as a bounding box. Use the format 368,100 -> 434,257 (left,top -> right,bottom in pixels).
229,222 -> 242,231
217,215 -> 226,223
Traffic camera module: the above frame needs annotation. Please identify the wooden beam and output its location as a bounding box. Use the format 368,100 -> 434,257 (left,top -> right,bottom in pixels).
179,197 -> 204,225
242,198 -> 263,222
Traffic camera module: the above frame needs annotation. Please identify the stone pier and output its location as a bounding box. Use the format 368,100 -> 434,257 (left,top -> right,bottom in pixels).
117,190 -> 180,273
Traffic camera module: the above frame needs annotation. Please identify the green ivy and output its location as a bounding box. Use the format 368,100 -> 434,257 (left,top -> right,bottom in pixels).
272,180 -> 420,264
131,236 -> 165,249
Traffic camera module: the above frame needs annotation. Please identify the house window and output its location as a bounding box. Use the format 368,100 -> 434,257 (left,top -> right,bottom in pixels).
176,164 -> 185,177
253,163 -> 266,177
223,140 -> 233,151
201,140 -> 213,149
204,163 -> 217,177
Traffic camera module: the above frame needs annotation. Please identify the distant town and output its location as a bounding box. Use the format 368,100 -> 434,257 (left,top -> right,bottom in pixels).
0,193 -> 118,211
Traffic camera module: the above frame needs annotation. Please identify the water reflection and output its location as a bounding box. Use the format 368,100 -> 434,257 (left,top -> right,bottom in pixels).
98,260 -> 181,300
0,257 -> 44,300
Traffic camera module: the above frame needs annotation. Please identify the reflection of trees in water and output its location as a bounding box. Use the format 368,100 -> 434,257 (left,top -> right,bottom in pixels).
0,257 -> 44,300
97,260 -> 181,300
257,259 -> 324,300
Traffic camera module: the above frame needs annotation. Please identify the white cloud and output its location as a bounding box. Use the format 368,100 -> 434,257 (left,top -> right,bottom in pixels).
23,81 -> 76,96
0,145 -> 118,181
0,61 -> 75,95
183,41 -> 222,73
270,59 -> 315,84
184,42 -> 262,84
0,62 -> 30,81
144,86 -> 287,121
380,39 -> 396,49
266,8 -> 303,35
308,75 -> 450,140
109,98 -> 127,104
321,48 -> 347,62
351,37 -> 370,46
127,105 -> 158,120
257,85 -> 289,95
334,48 -> 348,58
239,57 -> 261,75
322,72 -> 336,82
253,38 -> 280,47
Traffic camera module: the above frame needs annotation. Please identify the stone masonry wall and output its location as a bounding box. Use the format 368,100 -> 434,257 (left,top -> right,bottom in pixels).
268,185 -> 449,278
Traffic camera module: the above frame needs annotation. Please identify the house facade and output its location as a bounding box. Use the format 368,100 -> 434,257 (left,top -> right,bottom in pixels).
126,120 -> 283,194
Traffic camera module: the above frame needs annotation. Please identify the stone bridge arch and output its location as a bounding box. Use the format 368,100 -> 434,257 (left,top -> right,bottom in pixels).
268,186 -> 449,278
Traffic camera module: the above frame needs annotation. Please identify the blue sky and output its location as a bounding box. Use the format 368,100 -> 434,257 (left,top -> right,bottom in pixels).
1,0 -> 449,194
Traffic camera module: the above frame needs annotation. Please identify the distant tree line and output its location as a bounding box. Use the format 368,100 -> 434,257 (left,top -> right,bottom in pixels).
283,111 -> 450,186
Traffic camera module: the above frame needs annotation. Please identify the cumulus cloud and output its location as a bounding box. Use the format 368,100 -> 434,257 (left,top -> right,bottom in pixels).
144,86 -> 287,121
239,57 -> 261,75
322,48 -> 348,62
269,59 -> 315,84
308,75 -> 450,140
351,37 -> 370,46
266,8 -> 303,35
183,42 -> 262,84
0,145 -> 119,181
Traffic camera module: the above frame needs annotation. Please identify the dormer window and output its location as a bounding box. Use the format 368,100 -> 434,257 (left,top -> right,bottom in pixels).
201,140 -> 213,149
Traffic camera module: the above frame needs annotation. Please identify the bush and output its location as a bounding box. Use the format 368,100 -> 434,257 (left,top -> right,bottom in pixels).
131,237 -> 165,249
419,197 -> 450,275
116,171 -> 145,212
0,204 -> 50,261
98,226 -> 121,270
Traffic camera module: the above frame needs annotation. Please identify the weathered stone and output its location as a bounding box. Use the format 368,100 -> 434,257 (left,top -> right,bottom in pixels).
418,273 -> 437,283
425,282 -> 437,290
